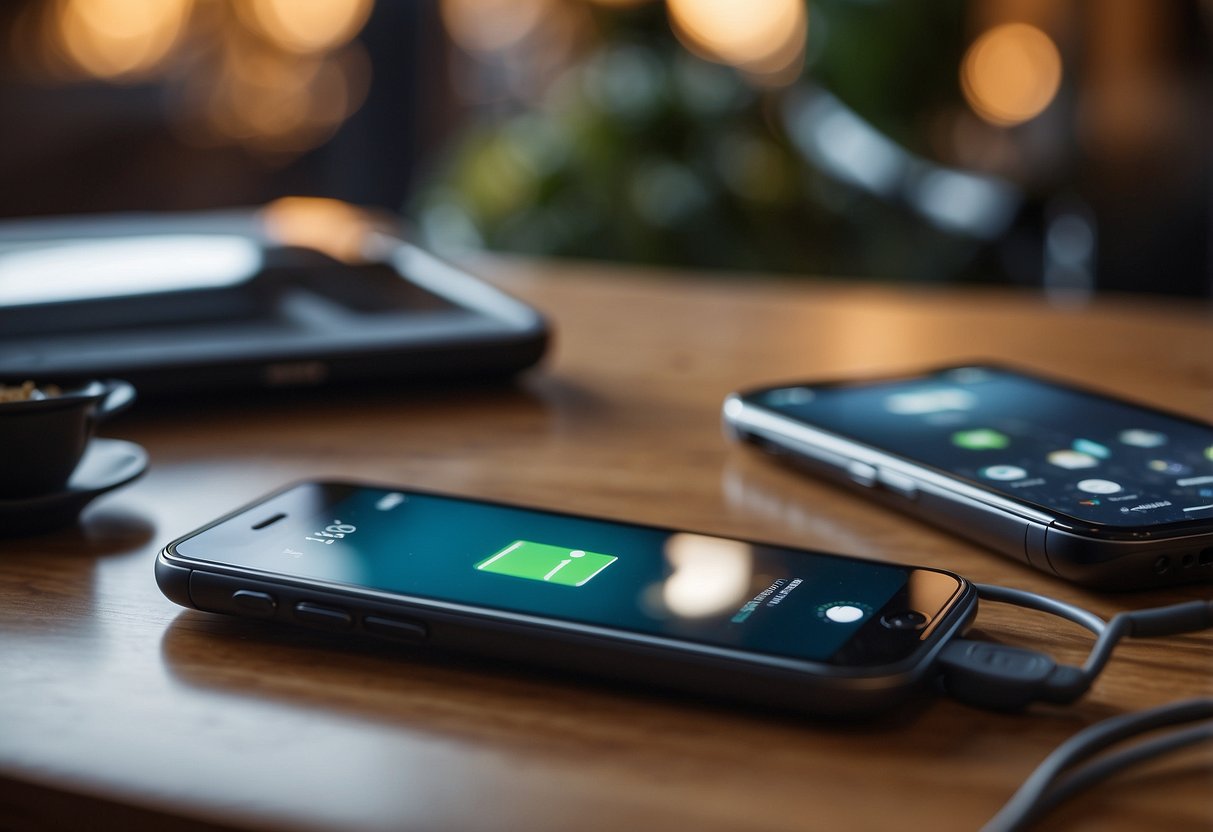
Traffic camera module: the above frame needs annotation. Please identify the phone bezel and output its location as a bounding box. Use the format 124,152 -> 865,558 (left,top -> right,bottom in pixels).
731,362 -> 1213,541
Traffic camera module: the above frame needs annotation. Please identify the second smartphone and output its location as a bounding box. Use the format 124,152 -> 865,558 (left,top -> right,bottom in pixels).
724,364 -> 1213,589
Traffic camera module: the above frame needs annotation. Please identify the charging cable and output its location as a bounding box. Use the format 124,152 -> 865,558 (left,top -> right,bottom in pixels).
939,585 -> 1212,711
983,697 -> 1212,832
935,584 -> 1213,831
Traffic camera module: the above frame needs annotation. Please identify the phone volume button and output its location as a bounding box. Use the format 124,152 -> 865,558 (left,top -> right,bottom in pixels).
363,615 -> 428,643
294,601 -> 353,629
231,589 -> 277,618
847,461 -> 878,487
877,468 -> 918,500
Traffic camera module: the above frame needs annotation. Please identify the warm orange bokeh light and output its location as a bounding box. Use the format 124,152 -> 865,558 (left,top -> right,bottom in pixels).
667,0 -> 806,85
440,0 -> 553,54
260,197 -> 377,262
26,0 -> 374,158
197,43 -> 370,154
244,0 -> 373,54
56,0 -> 192,80
961,23 -> 1062,126
212,53 -> 321,141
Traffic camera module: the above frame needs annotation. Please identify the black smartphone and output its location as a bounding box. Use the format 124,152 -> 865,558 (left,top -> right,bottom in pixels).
156,482 -> 975,717
724,364 -> 1213,589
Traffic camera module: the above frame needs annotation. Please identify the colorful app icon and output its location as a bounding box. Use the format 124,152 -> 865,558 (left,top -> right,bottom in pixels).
952,429 -> 1009,450
1077,479 -> 1122,495
981,465 -> 1028,481
1047,450 -> 1099,470
885,389 -> 976,415
1205,446 -> 1213,462
476,540 -> 617,587
1180,475 -> 1213,487
1078,498 -> 1101,506
1072,439 -> 1110,459
765,387 -> 814,406
1119,429 -> 1167,448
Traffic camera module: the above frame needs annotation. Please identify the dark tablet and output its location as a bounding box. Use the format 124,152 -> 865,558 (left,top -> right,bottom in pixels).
0,207 -> 548,396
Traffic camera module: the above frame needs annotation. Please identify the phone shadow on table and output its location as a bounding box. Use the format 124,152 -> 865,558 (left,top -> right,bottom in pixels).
158,608 -> 953,760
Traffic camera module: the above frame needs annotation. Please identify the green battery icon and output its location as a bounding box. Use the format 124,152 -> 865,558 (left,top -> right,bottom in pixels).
475,540 -> 617,587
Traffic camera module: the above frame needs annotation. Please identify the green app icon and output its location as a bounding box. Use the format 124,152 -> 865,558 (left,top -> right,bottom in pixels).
476,540 -> 617,587
952,428 -> 1010,450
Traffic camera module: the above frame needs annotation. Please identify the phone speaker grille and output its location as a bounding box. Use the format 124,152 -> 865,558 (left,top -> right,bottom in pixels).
252,513 -> 286,530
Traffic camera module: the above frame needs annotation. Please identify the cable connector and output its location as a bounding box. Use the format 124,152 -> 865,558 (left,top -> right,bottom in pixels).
938,640 -> 1084,711
937,586 -> 1212,712
940,586 -> 1213,830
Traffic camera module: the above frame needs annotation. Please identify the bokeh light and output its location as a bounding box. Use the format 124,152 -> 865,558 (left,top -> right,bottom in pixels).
55,0 -> 192,80
16,0 -> 376,157
961,23 -> 1062,127
261,197 -> 376,262
441,0 -> 553,55
194,42 -> 371,154
666,0 -> 806,85
243,0 -> 373,54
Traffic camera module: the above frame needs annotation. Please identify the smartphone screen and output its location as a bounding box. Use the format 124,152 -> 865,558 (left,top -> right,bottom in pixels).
748,366 -> 1213,531
171,484 -> 965,667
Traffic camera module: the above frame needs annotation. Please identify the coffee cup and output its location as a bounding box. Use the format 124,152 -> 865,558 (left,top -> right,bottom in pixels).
0,379 -> 136,499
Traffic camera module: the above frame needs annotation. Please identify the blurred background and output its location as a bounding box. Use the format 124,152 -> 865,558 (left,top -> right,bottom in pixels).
0,0 -> 1210,297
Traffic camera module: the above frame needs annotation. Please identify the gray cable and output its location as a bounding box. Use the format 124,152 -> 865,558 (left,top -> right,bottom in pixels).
1031,721 -> 1213,821
981,698 -> 1213,832
969,586 -> 1212,703
973,584 -> 1107,634
963,587 -> 1213,830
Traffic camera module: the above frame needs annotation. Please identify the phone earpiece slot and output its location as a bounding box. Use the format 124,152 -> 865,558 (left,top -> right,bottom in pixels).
252,513 -> 286,530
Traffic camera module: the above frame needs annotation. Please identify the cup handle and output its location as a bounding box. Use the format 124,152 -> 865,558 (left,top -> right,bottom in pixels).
95,379 -> 136,422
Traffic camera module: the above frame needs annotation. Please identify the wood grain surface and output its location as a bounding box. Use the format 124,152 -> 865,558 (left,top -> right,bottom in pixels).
1,257 -> 1210,832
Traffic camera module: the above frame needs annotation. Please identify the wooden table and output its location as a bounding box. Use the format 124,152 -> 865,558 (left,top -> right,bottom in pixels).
1,258 -> 1210,831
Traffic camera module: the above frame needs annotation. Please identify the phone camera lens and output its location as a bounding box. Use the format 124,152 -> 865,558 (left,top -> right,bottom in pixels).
880,610 -> 929,631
